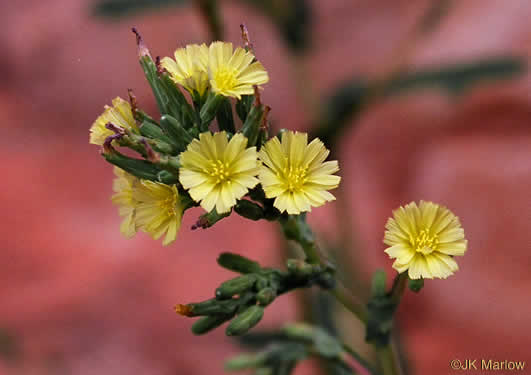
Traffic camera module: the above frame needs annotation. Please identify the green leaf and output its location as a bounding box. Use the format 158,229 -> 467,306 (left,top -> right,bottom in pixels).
314,57 -> 526,146
311,79 -> 368,146
241,0 -> 311,53
93,0 -> 189,18
383,57 -> 527,96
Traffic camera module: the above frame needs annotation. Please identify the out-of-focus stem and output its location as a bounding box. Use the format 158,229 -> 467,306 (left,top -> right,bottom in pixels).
196,0 -> 223,41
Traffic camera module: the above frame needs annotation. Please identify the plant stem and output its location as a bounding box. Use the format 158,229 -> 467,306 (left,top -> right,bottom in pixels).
376,345 -> 398,375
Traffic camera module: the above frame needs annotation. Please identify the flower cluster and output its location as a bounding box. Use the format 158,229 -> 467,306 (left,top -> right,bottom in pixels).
161,41 -> 269,99
90,33 -> 340,246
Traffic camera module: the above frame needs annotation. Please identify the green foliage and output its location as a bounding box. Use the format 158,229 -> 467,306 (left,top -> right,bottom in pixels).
314,57 -> 526,146
227,324 -> 359,374
179,255 -> 335,336
93,0 -> 188,18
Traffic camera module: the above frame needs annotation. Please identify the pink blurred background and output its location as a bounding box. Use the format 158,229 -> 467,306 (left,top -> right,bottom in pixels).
1,0 -> 530,374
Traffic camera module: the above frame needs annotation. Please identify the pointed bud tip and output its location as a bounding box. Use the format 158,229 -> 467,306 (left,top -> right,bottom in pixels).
131,27 -> 151,58
174,304 -> 193,317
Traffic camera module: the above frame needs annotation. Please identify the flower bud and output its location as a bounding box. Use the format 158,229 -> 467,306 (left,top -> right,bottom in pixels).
408,278 -> 424,293
226,305 -> 264,336
241,103 -> 264,147
216,97 -> 236,133
191,314 -> 232,335
216,275 -> 257,300
234,200 -> 265,221
224,353 -> 267,371
160,115 -> 194,151
199,93 -> 225,130
185,299 -> 238,317
217,253 -> 261,274
371,270 -> 387,298
103,151 -> 161,181
256,287 -> 276,306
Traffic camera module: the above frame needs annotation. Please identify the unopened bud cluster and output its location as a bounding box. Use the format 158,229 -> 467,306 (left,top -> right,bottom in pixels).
175,253 -> 335,336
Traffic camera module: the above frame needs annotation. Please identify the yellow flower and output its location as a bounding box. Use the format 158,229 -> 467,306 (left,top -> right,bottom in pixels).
258,131 -> 341,215
179,131 -> 259,214
208,41 -> 269,99
161,43 -> 210,95
89,97 -> 138,146
111,167 -> 184,246
111,167 -> 140,238
133,180 -> 184,246
384,201 -> 468,280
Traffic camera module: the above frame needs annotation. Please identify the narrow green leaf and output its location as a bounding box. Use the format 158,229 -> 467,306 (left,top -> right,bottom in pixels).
93,0 -> 188,18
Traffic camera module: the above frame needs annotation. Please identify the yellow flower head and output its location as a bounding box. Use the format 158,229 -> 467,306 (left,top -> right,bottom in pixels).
258,131 -> 341,215
111,167 -> 141,238
208,41 -> 269,99
161,43 -> 210,95
111,168 -> 183,246
90,97 -> 138,146
133,180 -> 184,246
384,201 -> 468,280
179,132 -> 259,214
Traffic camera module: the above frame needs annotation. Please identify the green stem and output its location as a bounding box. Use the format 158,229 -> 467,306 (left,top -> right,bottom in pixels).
376,345 -> 398,375
329,283 -> 368,324
280,216 -> 369,324
343,343 -> 380,375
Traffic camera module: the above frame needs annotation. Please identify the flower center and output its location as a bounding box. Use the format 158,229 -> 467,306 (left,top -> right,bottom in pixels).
214,67 -> 238,92
209,159 -> 231,185
160,194 -> 179,217
411,229 -> 439,255
281,165 -> 308,192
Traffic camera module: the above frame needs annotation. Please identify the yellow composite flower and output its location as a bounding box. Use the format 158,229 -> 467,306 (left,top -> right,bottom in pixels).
384,201 -> 468,280
111,167 -> 141,238
111,168 -> 184,246
179,131 -> 259,214
133,180 -> 185,246
89,97 -> 138,146
258,131 -> 341,215
208,41 -> 269,99
161,43 -> 210,95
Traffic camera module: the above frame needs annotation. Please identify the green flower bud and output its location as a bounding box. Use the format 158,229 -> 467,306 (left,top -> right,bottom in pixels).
408,277 -> 424,293
139,120 -> 179,149
235,94 -> 254,122
286,259 -> 314,277
156,170 -> 178,184
184,299 -> 237,317
234,200 -> 265,221
103,151 -> 161,181
226,305 -> 264,336
191,314 -> 232,335
224,353 -> 266,371
241,104 -> 264,147
371,270 -> 387,297
216,97 -> 236,133
199,93 -> 225,130
217,253 -> 261,274
216,275 -> 257,300
256,287 -> 276,306
160,115 -> 194,151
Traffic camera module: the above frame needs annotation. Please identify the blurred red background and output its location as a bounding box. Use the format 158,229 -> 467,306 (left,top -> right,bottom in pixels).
1,0 -> 530,374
